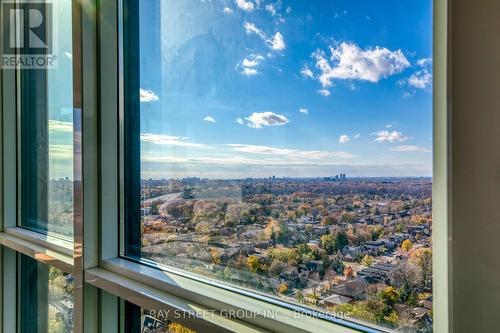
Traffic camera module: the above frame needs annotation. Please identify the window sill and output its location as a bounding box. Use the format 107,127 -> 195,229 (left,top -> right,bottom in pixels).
0,229 -> 73,273
91,257 -> 388,333
4,226 -> 74,256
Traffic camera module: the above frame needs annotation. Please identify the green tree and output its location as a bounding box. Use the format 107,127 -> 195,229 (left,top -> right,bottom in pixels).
380,286 -> 400,308
320,234 -> 336,254
335,230 -> 348,251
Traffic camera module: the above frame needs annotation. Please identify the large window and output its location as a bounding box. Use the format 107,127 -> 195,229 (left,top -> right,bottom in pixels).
19,0 -> 74,238
123,1 -> 433,332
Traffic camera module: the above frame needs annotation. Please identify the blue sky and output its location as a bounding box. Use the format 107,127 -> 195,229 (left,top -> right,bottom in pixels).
138,0 -> 433,179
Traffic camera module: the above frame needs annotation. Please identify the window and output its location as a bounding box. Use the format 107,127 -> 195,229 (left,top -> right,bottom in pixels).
122,1 -> 433,332
19,254 -> 74,333
0,0 -> 465,332
19,0 -> 74,238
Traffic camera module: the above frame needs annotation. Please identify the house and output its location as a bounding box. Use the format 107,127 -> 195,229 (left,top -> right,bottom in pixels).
420,295 -> 433,310
330,278 -> 369,301
409,307 -> 433,330
357,262 -> 397,283
313,226 -> 329,237
322,294 -> 352,306
342,245 -> 363,258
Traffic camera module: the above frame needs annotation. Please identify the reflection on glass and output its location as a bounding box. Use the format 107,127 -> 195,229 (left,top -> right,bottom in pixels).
19,255 -> 74,333
20,0 -> 74,237
126,1 -> 433,331
125,302 -> 197,333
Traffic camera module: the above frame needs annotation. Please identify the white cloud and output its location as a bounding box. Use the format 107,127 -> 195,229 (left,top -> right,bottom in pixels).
373,130 -> 409,143
235,118 -> 244,125
244,111 -> 289,128
312,42 -> 410,86
318,89 -> 331,96
407,69 -> 432,89
299,108 -> 308,114
243,22 -> 266,39
228,144 -> 355,159
140,133 -> 210,148
49,120 -> 73,132
339,135 -> 350,144
235,0 -> 255,11
140,89 -> 159,102
399,57 -> 432,89
203,116 -> 216,123
240,67 -> 258,76
417,57 -> 432,67
354,133 -> 361,139
223,7 -> 233,14
238,54 -> 264,76
265,4 -> 276,15
301,64 -> 314,79
391,145 -> 431,153
266,32 -> 285,51
241,54 -> 264,68
386,124 -> 393,128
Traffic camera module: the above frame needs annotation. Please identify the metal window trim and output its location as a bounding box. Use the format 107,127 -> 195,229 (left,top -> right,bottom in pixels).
99,257 -> 385,333
4,226 -> 73,256
0,231 -> 73,273
86,266 -> 270,333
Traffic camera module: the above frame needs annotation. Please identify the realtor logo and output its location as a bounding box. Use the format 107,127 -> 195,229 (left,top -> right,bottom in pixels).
2,1 -> 56,68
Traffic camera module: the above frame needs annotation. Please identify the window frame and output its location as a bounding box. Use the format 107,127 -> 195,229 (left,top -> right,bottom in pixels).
0,0 -> 451,332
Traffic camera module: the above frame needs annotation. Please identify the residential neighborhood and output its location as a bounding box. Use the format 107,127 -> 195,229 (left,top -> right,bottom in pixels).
140,177 -> 432,332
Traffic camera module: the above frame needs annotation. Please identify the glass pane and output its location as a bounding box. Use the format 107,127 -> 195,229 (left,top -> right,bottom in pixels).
124,301 -> 197,333
19,254 -> 74,333
19,0 -> 74,238
124,1 -> 433,331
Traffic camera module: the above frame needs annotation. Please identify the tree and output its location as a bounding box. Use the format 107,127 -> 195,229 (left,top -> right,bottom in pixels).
168,323 -> 196,333
150,201 -> 160,215
335,230 -> 348,251
340,211 -> 354,223
391,262 -> 423,301
395,224 -> 405,233
380,286 -> 400,308
320,234 -> 336,254
343,266 -> 354,279
209,248 -> 222,265
247,255 -> 260,273
370,225 -> 384,240
321,215 -> 338,226
360,255 -> 374,267
401,239 -> 413,253
277,282 -> 289,294
410,248 -> 432,289
264,218 -> 287,244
